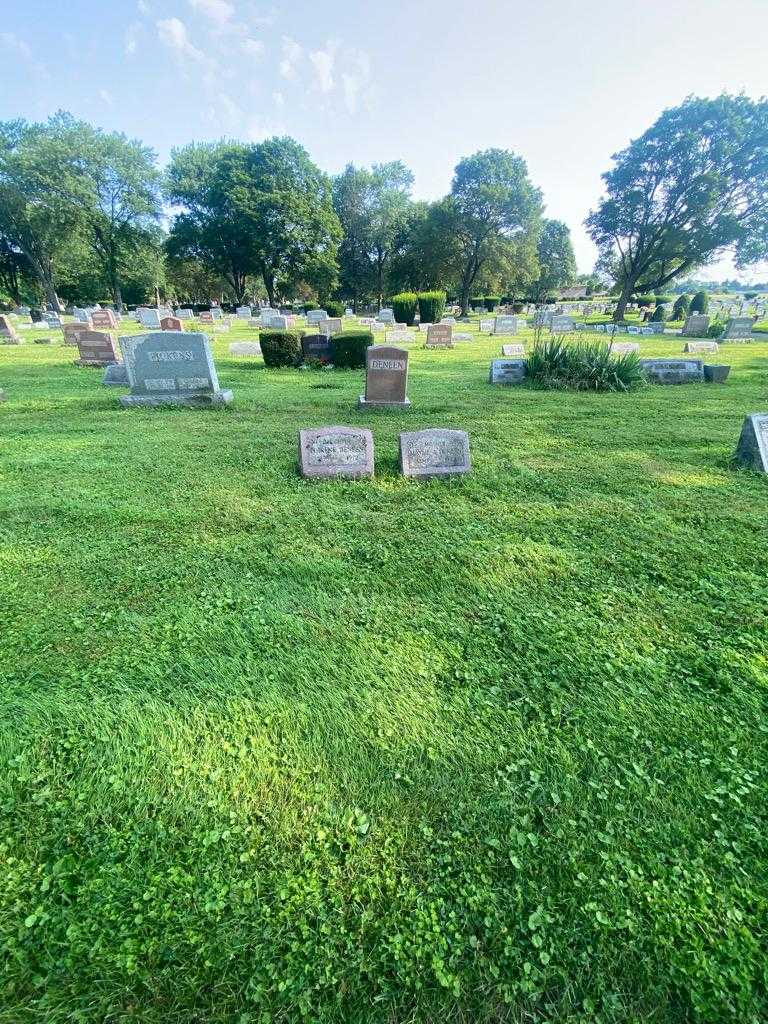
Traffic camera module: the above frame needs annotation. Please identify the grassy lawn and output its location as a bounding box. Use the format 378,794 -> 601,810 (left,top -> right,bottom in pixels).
1,318 -> 767,1023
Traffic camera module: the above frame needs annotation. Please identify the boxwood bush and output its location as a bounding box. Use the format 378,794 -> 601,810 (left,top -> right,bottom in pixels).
330,330 -> 373,369
672,294 -> 690,320
690,290 -> 709,314
418,290 -> 446,323
260,330 -> 302,368
391,292 -> 418,326
650,303 -> 667,322
484,295 -> 501,311
325,300 -> 344,318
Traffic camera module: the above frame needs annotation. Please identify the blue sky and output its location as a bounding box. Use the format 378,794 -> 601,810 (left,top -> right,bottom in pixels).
2,0 -> 767,279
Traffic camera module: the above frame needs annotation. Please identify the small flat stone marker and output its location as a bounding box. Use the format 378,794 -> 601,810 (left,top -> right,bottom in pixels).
489,358 -> 526,384
611,341 -> 640,354
299,426 -> 374,479
229,341 -> 262,357
358,345 -> 410,409
399,429 -> 471,480
684,340 -> 718,353
102,363 -> 129,387
735,414 -> 768,472
640,358 -> 704,384
501,343 -> 525,356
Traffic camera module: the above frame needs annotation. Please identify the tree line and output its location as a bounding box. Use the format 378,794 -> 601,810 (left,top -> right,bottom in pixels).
1,94 -> 766,320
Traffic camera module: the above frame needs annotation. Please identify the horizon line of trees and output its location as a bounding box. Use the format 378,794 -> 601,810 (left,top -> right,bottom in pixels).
1,93 -> 766,321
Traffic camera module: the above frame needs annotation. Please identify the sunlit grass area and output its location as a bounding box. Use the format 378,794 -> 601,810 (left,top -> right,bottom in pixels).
1,317 -> 767,1023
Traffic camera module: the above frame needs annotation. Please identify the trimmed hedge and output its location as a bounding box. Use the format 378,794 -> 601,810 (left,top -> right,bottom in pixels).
330,330 -> 373,369
672,294 -> 690,320
325,300 -> 344,318
484,296 -> 501,311
650,303 -> 667,322
418,290 -> 446,324
391,292 -> 418,326
690,290 -> 709,314
260,330 -> 302,368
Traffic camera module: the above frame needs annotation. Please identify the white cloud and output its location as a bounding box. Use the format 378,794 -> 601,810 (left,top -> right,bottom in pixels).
272,90 -> 285,108
279,35 -> 302,79
189,0 -> 234,29
308,42 -> 337,94
156,18 -> 206,63
242,37 -> 264,59
125,23 -> 140,56
99,89 -> 113,107
217,92 -> 242,122
340,50 -> 372,114
137,0 -> 150,13
0,32 -> 32,60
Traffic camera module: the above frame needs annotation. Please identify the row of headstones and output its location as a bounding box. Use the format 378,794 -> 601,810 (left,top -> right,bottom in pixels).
488,357 -> 730,385
299,427 -> 470,479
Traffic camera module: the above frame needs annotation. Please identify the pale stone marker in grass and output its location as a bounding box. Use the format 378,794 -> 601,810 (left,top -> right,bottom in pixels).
138,308 -> 161,329
489,358 -> 526,384
426,324 -> 453,348
102,363 -> 129,387
319,318 -> 343,337
358,345 -> 410,409
198,311 -> 214,324
210,307 -> 223,320
299,426 -> 374,479
551,315 -> 575,333
306,309 -> 328,325
479,318 -> 494,333
684,340 -> 719,354
640,358 -> 704,384
735,414 -> 768,472
377,308 -> 394,324
682,314 -> 710,337
494,316 -> 518,335
611,341 -> 640,355
229,341 -> 262,357
399,429 -> 471,480
236,306 -> 252,318
177,308 -> 194,320
501,343 -> 525,356
74,330 -> 119,367
118,331 -> 233,407
722,317 -> 753,341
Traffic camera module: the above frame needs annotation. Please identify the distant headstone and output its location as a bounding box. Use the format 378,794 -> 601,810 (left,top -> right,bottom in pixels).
210,307 -> 223,320
236,305 -> 252,319
138,308 -> 161,329
551,315 -> 575,333
102,362 -> 129,387
479,318 -> 494,332
74,330 -> 119,366
177,308 -> 194,320
229,341 -> 262,357
91,308 -> 118,329
494,316 -> 518,335
684,340 -> 719,353
640,358 -> 704,384
682,314 -> 710,337
198,311 -> 214,324
648,322 -> 666,334
358,345 -> 410,409
0,315 -> 20,344
377,308 -> 394,324
501,343 -> 525,357
399,429 -> 471,480
426,324 -> 453,348
266,315 -> 288,330
61,322 -> 88,347
722,317 -> 753,341
306,309 -> 328,325
440,316 -> 457,325
301,334 -> 332,361
161,316 -> 183,332
489,358 -> 526,384
344,307 -> 354,317
118,331 -> 233,407
735,414 -> 768,472
299,426 -> 374,480
72,307 -> 91,323
611,341 -> 640,354
319,317 -> 343,337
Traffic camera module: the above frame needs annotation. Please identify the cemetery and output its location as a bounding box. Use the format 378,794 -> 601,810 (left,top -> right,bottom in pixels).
1,87 -> 768,1024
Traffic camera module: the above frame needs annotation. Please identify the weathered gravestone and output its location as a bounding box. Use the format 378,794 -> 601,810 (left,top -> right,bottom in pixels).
611,341 -> 640,355
399,429 -> 471,480
301,334 -> 332,361
91,308 -> 118,329
210,307 -> 223,320
74,330 -> 119,366
682,314 -> 710,337
0,315 -> 20,344
551,315 -> 575,333
299,426 -> 374,480
266,315 -> 288,330
426,324 -> 453,348
319,318 -> 343,338
138,308 -> 161,329
72,307 -> 91,323
722,317 -> 753,341
640,358 -> 704,384
501,343 -> 525,356
377,308 -> 394,324
118,331 -> 233,407
734,414 -> 768,472
684,340 -> 719,353
494,316 -> 518,335
647,321 -> 666,334
306,309 -> 328,325
102,363 -> 129,387
358,345 -> 410,409
479,318 -> 495,333
177,308 -> 194,320
236,306 -> 252,319
161,316 -> 183,332
62,322 -> 88,347
229,341 -> 262,357
198,311 -> 214,324
489,358 -> 526,384
344,307 -> 354,317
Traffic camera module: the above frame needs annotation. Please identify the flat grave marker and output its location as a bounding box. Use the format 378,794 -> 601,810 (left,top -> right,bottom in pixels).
399,429 -> 471,480
299,426 -> 374,480
501,343 -> 525,357
229,341 -> 262,357
684,340 -> 719,353
489,358 -> 526,384
640,358 -> 704,384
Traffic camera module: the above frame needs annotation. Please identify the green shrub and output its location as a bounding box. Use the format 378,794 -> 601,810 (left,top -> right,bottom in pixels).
330,330 -> 373,369
525,337 -> 644,392
655,294 -> 674,304
635,294 -> 655,307
672,294 -> 690,320
260,330 -> 302,368
391,292 -> 418,326
690,290 -> 709,314
707,321 -> 725,339
484,295 -> 501,311
471,297 -> 485,310
744,291 -> 758,300
325,300 -> 344,318
418,290 -> 446,323
650,303 -> 667,322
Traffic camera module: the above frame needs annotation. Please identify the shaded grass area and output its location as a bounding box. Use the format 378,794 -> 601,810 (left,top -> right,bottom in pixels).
1,322 -> 767,1023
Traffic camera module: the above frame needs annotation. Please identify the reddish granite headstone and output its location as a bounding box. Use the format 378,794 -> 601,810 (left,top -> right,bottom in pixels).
73,330 -> 119,367
0,314 -> 19,343
62,322 -> 89,347
426,324 -> 453,348
161,316 -> 183,331
358,345 -> 410,409
198,311 -> 214,324
91,309 -> 117,329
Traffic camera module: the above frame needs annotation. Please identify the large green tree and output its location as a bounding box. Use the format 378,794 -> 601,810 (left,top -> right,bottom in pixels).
332,164 -> 376,309
448,149 -> 543,315
587,94 -> 768,321
530,219 -> 576,301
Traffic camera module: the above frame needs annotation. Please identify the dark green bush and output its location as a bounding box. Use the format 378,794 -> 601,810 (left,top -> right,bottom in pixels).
672,294 -> 690,321
418,290 -> 446,324
391,292 -> 418,326
325,300 -> 344,318
744,291 -> 758,300
484,295 -> 501,311
471,297 -> 485,310
635,294 -> 655,307
690,290 -> 709,314
650,303 -> 667,322
655,294 -> 674,304
330,330 -> 373,369
260,330 -> 302,368
525,337 -> 644,392
707,321 -> 725,338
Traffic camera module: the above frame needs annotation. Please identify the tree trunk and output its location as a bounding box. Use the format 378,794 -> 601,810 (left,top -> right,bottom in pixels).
263,271 -> 275,308
613,280 -> 635,323
112,280 -> 123,313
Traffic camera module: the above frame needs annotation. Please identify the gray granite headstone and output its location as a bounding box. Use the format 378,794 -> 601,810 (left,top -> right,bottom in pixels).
138,308 -> 161,329
734,414 -> 768,472
551,315 -> 575,333
299,426 -> 374,479
399,429 -> 471,479
377,308 -> 394,324
236,306 -> 252,318
494,316 -> 518,335
640,358 -> 704,384
319,317 -> 343,338
306,309 -> 328,325
489,358 -> 526,384
177,308 -> 194,320
301,334 -> 332,361
118,331 -> 233,407
682,314 -> 710,337
358,345 -> 410,409
722,317 -> 753,341
102,362 -> 129,387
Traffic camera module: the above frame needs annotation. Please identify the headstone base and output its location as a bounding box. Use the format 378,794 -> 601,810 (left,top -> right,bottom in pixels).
120,389 -> 234,408
74,358 -> 118,367
357,394 -> 411,410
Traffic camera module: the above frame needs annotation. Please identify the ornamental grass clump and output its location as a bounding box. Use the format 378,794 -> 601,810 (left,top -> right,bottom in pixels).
525,336 -> 645,392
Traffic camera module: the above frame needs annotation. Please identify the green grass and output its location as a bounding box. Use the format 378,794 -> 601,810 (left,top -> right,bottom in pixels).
1,318 -> 767,1023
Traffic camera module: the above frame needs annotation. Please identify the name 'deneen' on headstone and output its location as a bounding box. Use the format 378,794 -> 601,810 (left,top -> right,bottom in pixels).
299,426 -> 374,479
489,358 -> 526,384
358,345 -> 411,409
118,331 -> 233,407
639,358 -> 704,384
735,413 -> 768,473
399,428 -> 471,479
